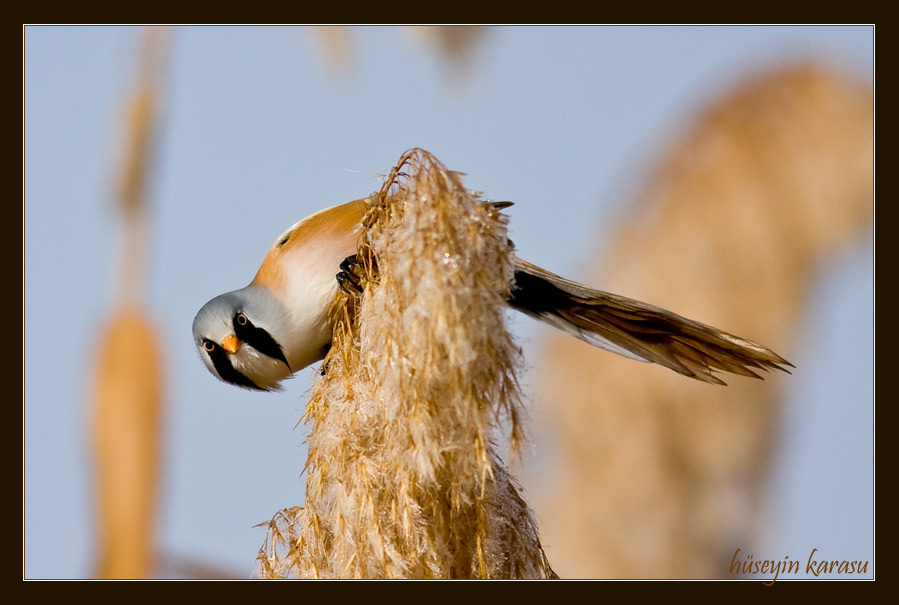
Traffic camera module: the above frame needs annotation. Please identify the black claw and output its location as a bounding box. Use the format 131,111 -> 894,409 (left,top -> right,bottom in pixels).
339,254 -> 360,273
337,272 -> 363,295
336,253 -> 375,295
337,255 -> 364,295
337,254 -> 364,294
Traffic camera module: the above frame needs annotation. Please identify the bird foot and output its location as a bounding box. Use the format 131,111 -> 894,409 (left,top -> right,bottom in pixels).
336,254 -> 364,295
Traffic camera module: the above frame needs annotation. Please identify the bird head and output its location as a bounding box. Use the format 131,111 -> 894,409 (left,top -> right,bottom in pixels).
192,286 -> 296,391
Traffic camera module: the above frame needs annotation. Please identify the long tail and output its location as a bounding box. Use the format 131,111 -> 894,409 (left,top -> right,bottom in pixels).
509,259 -> 793,385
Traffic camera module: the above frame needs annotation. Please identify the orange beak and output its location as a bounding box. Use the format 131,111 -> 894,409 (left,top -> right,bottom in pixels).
221,334 -> 242,354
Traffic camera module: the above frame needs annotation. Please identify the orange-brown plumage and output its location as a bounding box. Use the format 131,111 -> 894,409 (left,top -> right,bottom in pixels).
251,199 -> 367,292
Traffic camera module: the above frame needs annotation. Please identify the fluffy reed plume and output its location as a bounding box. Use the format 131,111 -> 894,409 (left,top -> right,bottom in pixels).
257,149 -> 555,579
90,26 -> 169,579
527,63 -> 873,578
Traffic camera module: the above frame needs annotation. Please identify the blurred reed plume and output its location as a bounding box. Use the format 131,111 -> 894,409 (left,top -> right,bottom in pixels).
403,26 -> 488,76
91,310 -> 164,578
257,149 -> 555,579
527,63 -> 873,578
309,26 -> 487,80
90,26 -> 170,579
310,26 -> 353,74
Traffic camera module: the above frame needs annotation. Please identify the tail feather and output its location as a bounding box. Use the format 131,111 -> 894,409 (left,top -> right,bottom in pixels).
509,259 -> 793,385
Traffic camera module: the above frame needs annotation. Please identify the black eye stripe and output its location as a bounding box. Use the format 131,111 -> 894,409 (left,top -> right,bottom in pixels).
232,313 -> 292,371
204,341 -> 264,391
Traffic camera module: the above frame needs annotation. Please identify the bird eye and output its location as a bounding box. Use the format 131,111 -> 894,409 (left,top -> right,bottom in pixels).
236,313 -> 248,326
203,340 -> 216,353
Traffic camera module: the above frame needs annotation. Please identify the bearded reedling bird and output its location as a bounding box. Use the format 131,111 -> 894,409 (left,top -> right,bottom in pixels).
192,199 -> 792,391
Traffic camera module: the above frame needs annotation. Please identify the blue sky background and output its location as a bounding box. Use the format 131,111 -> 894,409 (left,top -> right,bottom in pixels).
24,26 -> 873,579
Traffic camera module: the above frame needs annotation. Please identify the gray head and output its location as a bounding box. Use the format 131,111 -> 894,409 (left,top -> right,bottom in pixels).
192,286 -> 294,391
